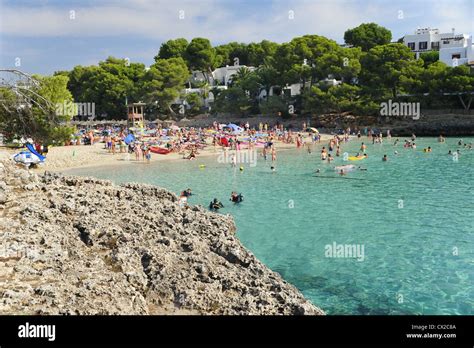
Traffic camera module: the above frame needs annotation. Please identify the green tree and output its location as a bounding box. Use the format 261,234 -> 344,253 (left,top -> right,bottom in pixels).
142,57 -> 190,114
0,75 -> 75,144
420,51 -> 439,68
184,38 -> 217,82
443,65 -> 474,110
215,42 -> 249,67
259,95 -> 287,116
247,40 -> 279,66
273,35 -> 352,91
184,92 -> 203,115
66,57 -> 145,119
359,43 -> 423,99
214,87 -> 252,115
155,38 -> 188,61
344,23 -> 392,51
255,65 -> 279,102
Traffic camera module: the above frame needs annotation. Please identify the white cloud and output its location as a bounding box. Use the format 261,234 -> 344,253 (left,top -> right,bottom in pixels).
1,0 -> 471,44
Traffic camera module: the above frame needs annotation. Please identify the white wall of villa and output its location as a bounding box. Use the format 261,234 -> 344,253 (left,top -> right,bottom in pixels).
212,65 -> 256,86
403,27 -> 474,67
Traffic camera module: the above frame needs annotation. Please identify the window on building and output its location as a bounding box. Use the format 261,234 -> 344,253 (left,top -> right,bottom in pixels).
407,42 -> 415,50
443,40 -> 450,44
419,41 -> 428,50
452,54 -> 461,59
431,42 -> 440,50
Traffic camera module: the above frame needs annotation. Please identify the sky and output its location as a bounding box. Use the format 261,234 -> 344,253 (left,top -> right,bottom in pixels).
0,0 -> 473,75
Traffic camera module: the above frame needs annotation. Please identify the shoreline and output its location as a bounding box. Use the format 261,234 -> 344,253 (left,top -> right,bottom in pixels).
2,133 -> 337,173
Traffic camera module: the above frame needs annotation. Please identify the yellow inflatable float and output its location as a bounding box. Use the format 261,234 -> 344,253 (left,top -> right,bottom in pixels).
348,155 -> 365,161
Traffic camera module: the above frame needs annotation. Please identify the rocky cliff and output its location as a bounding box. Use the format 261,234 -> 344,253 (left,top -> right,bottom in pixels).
0,155 -> 324,315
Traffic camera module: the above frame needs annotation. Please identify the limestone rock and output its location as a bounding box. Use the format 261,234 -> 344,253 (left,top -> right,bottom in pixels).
0,155 -> 324,315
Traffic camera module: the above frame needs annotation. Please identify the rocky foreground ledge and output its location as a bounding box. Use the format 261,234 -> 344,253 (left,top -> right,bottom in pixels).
0,155 -> 324,315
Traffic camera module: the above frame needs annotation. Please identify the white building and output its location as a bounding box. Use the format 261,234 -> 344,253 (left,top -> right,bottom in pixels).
403,27 -> 474,67
211,65 -> 256,86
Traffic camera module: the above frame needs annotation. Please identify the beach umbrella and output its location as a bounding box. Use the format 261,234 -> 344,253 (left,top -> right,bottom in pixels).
308,127 -> 319,133
225,123 -> 244,133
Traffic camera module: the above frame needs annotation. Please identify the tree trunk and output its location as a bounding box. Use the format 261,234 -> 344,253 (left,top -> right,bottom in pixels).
457,95 -> 467,110
467,96 -> 473,110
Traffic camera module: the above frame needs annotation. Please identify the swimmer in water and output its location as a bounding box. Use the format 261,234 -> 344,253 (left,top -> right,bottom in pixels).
394,150 -> 399,155
209,198 -> 224,210
382,154 -> 388,161
339,169 -> 346,176
358,166 -> 367,171
271,166 -> 276,173
315,169 -> 321,174
230,192 -> 243,203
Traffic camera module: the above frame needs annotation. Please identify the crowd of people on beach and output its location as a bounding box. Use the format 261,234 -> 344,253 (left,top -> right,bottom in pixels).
30,120 -> 471,212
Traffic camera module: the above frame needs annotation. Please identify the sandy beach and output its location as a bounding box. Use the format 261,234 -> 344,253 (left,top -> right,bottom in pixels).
1,133 -> 336,172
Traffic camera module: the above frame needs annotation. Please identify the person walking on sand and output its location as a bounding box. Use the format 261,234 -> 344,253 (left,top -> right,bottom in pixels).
111,137 -> 116,155
144,146 -> 151,163
134,143 -> 141,161
89,130 -> 94,145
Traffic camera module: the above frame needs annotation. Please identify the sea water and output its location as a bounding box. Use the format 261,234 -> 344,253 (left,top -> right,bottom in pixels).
66,137 -> 474,314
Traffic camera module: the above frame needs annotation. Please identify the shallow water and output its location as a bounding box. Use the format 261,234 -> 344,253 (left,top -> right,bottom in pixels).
66,137 -> 474,314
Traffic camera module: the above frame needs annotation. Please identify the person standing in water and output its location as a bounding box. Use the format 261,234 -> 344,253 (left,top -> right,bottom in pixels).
321,147 -> 328,160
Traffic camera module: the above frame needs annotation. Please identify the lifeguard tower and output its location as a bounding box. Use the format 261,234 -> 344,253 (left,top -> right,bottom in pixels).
127,102 -> 146,130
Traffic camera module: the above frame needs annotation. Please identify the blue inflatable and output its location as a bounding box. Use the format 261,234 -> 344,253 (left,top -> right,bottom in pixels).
124,134 -> 135,145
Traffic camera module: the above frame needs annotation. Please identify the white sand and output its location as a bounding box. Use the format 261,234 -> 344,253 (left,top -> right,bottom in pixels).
1,134 -> 336,173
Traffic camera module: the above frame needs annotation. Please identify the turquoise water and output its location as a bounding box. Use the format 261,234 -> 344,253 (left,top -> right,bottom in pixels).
65,137 -> 474,315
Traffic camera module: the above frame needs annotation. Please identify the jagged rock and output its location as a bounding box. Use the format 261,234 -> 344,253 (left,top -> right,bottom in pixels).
0,155 -> 324,315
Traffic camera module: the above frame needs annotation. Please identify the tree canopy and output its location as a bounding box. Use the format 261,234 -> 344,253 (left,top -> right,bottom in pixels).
0,74 -> 75,144
344,23 -> 392,51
